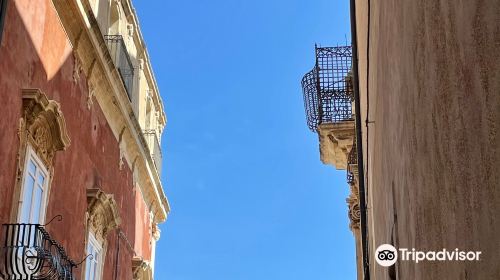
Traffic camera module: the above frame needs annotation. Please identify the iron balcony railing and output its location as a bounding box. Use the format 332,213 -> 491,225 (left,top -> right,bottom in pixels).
143,130 -> 162,175
301,45 -> 354,131
104,35 -> 134,101
347,143 -> 358,185
0,223 -> 77,280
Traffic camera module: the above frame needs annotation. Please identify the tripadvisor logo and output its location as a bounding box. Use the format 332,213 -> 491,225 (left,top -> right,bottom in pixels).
375,244 -> 398,267
375,244 -> 482,266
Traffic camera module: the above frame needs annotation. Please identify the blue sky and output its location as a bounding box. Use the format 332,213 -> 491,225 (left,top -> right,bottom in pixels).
133,0 -> 355,279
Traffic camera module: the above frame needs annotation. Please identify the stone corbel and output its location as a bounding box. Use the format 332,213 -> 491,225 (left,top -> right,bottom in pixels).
152,223 -> 160,241
317,120 -> 355,169
118,127 -> 127,170
72,30 -> 84,84
86,188 -> 121,240
346,183 -> 361,231
132,257 -> 152,280
87,59 -> 97,109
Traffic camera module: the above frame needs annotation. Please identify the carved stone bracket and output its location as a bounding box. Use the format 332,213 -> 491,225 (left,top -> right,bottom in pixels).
86,188 -> 121,240
152,223 -> 160,241
317,120 -> 355,170
22,89 -> 71,165
132,257 -> 152,280
346,183 -> 361,231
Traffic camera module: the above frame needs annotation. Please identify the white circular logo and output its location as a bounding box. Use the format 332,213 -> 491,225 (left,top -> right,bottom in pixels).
375,244 -> 398,267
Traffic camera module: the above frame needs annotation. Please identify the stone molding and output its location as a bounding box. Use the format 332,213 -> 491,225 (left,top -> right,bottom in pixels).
50,0 -> 169,222
10,89 -> 71,222
86,188 -> 121,240
21,89 -> 71,165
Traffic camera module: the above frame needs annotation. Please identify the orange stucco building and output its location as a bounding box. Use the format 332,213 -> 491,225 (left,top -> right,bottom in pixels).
0,0 -> 168,279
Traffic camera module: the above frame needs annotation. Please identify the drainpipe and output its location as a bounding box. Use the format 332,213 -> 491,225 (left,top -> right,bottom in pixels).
349,0 -> 370,279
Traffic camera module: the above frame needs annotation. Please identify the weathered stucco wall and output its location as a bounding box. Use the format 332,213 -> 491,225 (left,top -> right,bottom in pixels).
0,0 -> 154,278
356,0 -> 500,278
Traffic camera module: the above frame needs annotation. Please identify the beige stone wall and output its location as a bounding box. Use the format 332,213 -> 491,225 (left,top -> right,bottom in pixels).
355,0 -> 500,279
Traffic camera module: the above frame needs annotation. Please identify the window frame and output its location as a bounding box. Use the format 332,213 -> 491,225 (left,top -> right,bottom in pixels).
85,231 -> 104,280
17,145 -> 50,224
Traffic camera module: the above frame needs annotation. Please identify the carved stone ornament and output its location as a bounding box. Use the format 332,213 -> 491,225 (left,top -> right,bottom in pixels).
73,51 -> 82,84
22,89 -> 71,165
152,223 -> 161,241
346,183 -> 361,231
87,188 -> 121,240
87,82 -> 95,109
132,257 -> 152,280
317,121 -> 355,170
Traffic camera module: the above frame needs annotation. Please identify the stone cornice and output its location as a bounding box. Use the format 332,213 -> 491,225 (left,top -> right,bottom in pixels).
120,0 -> 166,128
51,0 -> 169,222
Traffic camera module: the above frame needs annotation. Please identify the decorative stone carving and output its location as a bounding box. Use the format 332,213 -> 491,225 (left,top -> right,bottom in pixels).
127,24 -> 134,37
118,127 -> 126,170
87,82 -> 95,109
73,52 -> 82,84
347,183 -> 361,230
132,257 -> 152,280
22,89 -> 71,165
87,188 -> 121,240
152,223 -> 161,241
317,121 -> 355,170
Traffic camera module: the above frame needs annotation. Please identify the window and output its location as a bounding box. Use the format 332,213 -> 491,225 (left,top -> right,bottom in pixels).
0,0 -> 7,43
85,232 -> 103,280
18,146 -> 49,224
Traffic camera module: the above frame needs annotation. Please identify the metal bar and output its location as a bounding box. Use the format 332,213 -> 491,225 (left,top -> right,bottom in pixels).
104,35 -> 135,101
0,224 -> 76,280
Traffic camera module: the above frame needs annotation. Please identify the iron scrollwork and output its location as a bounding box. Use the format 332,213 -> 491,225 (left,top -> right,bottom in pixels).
0,223 -> 77,280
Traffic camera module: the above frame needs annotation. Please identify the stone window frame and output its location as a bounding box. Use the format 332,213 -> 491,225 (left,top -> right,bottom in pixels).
10,88 -> 70,223
83,188 -> 121,280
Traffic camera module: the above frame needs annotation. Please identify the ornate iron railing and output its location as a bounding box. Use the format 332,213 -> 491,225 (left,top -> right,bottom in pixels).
301,45 -> 354,131
347,143 -> 358,185
104,35 -> 135,101
0,223 -> 77,280
143,130 -> 162,175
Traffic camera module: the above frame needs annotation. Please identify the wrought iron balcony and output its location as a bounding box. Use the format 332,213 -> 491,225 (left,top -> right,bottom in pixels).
0,222 -> 77,280
301,46 -> 354,131
143,130 -> 162,175
347,143 -> 358,185
104,35 -> 135,101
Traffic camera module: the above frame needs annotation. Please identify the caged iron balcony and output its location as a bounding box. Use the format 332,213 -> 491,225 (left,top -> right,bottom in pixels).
105,35 -> 135,101
301,45 -> 354,131
0,222 -> 78,280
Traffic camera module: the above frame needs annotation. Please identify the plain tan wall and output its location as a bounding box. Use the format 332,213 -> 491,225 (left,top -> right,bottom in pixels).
355,0 -> 500,279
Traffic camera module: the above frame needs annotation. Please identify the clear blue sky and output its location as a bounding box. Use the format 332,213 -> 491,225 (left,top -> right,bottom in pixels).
133,0 -> 355,279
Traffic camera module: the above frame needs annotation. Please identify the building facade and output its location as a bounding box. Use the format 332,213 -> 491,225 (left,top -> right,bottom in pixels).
0,0 -> 169,279
302,0 -> 499,279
